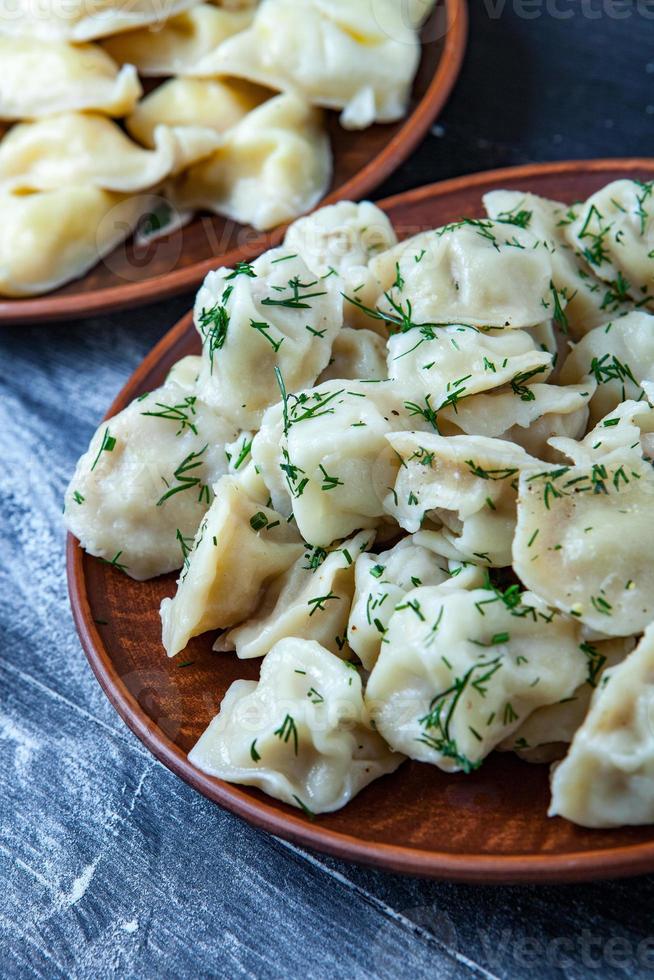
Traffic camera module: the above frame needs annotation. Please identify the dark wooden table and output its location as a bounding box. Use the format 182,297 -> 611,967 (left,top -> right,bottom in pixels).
3,5 -> 654,977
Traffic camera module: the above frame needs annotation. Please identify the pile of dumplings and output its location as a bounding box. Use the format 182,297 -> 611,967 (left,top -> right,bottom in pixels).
66,178 -> 654,829
0,0 -> 434,298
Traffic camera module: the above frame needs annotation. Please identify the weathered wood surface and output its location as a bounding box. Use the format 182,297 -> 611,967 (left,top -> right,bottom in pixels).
3,5 -> 654,978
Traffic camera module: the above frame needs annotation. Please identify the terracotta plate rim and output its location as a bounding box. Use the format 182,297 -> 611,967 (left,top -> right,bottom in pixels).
0,0 -> 468,326
68,158 -> 654,883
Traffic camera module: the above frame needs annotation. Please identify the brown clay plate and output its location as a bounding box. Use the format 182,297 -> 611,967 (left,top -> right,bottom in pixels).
1,0 -> 467,326
68,158 -> 654,883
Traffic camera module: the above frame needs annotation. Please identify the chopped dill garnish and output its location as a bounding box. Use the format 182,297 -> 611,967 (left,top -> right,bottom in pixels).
157,446 -> 209,506
274,714 -> 299,754
141,395 -> 198,436
90,427 -> 116,471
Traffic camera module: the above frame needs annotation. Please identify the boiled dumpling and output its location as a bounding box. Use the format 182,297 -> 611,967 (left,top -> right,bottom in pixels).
64,380 -> 238,580
513,448 -> 654,637
0,0 -> 198,41
367,220 -> 554,330
0,112 -> 220,193
285,201 -> 397,279
217,530 -> 373,660
167,93 -> 331,231
160,475 -> 304,656
437,382 -> 594,462
347,536 -> 485,670
193,246 -> 342,429
284,201 -> 397,331
559,311 -> 654,426
189,637 -> 404,813
500,637 -> 634,763
562,179 -> 654,307
549,398 -> 654,467
0,186 -> 148,297
385,431 -> 541,566
483,189 -> 634,338
549,624 -> 654,827
126,77 -> 266,148
252,380 -> 435,546
0,38 -> 141,120
366,585 -> 586,773
189,0 -> 426,129
102,4 -> 254,77
387,323 -> 553,408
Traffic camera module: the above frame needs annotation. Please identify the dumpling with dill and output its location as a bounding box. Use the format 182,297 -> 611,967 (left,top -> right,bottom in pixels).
499,636 -> 635,764
251,379 -> 438,547
189,637 -> 404,814
366,219 -> 554,331
64,377 -> 238,581
549,624 -> 654,828
193,245 -> 343,430
161,473 -> 304,657
561,179 -> 654,310
513,427 -> 654,637
384,431 -> 543,567
366,584 -> 587,774
347,535 -> 485,671
434,381 -> 594,463
386,321 -> 554,408
483,188 -> 635,339
215,530 -> 374,661
559,310 -> 654,425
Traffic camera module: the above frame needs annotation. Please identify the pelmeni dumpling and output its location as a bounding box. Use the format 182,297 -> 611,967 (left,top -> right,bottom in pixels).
562,179 -> 654,304
160,475 -> 304,656
284,201 -> 397,331
438,382 -> 594,462
189,0 -> 426,129
387,323 -> 553,407
217,530 -> 373,660
254,380 -> 435,546
102,4 -> 254,77
126,78 -> 267,149
385,431 -> 541,566
553,400 -> 654,472
0,186 -> 147,297
193,247 -> 342,429
285,201 -> 397,279
513,452 -> 654,637
483,189 -> 633,338
559,311 -> 654,425
366,585 -> 586,773
549,625 -> 654,828
0,38 -> 141,120
347,536 -> 485,670
367,220 -> 554,330
0,112 -> 220,193
500,637 -> 634,763
64,381 -> 237,581
0,0 -> 198,41
168,93 -> 332,231
189,637 -> 404,813
317,328 -> 387,384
